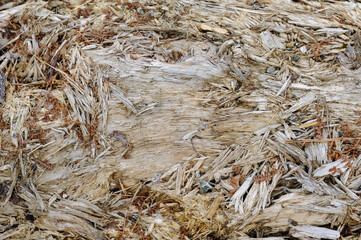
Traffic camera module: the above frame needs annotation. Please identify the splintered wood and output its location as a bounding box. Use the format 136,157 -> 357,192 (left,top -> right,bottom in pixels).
0,0 -> 361,239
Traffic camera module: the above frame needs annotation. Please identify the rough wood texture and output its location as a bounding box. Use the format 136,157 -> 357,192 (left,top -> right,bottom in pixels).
87,44 -> 276,183
0,0 -> 361,239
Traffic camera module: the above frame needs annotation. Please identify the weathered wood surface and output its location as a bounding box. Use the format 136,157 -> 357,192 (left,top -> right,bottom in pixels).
0,0 -> 361,239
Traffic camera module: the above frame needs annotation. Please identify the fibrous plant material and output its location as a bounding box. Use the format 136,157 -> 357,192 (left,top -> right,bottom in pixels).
0,71 -> 5,103
0,0 -> 361,239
